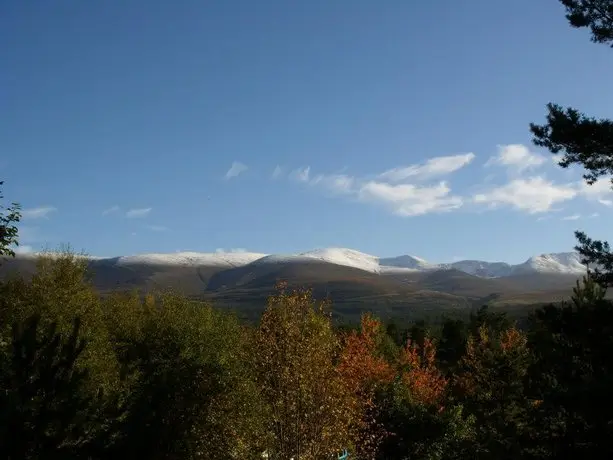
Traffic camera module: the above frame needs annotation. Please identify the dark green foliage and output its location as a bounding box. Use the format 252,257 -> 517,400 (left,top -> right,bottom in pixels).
0,314 -> 100,459
452,324 -> 532,460
526,276 -> 613,458
530,1 -> 613,286
437,318 -> 468,371
0,181 -> 20,260
468,305 -> 512,337
560,0 -> 613,45
531,103 -> 613,185
375,381 -> 476,460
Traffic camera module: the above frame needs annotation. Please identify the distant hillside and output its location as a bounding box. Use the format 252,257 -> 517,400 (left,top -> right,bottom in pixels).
0,250 -> 585,322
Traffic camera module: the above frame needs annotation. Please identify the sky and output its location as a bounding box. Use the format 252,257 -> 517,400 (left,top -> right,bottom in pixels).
2,0 -> 613,264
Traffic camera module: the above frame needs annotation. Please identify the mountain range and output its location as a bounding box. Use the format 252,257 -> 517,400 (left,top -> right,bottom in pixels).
0,248 -> 590,323
87,248 -> 588,278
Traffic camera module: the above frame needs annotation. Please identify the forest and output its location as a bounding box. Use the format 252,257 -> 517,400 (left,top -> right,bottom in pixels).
2,0 -> 613,458
0,248 -> 612,459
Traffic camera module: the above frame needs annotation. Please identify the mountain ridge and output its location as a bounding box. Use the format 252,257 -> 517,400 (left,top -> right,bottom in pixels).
14,248 -> 588,278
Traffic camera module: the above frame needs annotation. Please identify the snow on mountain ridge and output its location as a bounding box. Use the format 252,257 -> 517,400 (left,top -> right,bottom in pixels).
115,252 -> 268,267
448,260 -> 513,278
251,248 -> 382,273
511,252 -> 587,275
18,248 -> 588,277
379,255 -> 436,271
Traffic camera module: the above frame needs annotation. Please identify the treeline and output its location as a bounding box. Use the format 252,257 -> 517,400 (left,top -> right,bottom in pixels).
1,251 -> 612,459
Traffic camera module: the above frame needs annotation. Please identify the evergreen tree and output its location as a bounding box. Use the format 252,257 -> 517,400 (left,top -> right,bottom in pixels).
526,275 -> 613,458
453,325 -> 532,459
530,0 -> 613,285
0,181 -> 20,260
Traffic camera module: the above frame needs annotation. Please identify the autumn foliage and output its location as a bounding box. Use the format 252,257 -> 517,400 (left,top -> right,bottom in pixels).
398,337 -> 448,407
338,314 -> 395,458
3,251 -> 613,459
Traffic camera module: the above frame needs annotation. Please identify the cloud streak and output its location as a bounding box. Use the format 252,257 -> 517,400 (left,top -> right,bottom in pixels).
102,205 -> 120,216
225,161 -> 248,179
473,177 -> 577,214
21,206 -> 57,220
282,143 -> 612,218
485,144 -> 546,172
126,207 -> 152,218
378,153 -> 475,182
146,224 -> 168,232
272,165 -> 283,179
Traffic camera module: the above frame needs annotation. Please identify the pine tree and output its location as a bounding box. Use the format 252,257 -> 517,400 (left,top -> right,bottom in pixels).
526,275 -> 613,458
530,0 -> 613,285
453,325 -> 532,459
0,181 -> 20,260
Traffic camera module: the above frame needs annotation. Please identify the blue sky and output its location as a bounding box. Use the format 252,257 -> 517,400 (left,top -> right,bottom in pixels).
2,0 -> 613,264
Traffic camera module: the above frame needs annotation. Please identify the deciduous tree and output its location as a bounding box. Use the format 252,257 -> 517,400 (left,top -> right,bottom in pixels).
255,283 -> 353,459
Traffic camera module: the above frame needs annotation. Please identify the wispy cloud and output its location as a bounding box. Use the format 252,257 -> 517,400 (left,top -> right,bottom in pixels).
485,144 -> 546,172
577,178 -> 613,205
473,176 -> 577,214
599,199 -> 613,207
224,161 -> 248,179
125,207 -> 152,218
290,166 -> 311,182
215,247 -> 248,253
14,245 -> 34,254
561,214 -> 581,221
310,173 -> 355,194
272,165 -> 283,179
102,205 -> 120,215
359,181 -> 463,216
285,144 -> 611,218
378,153 -> 475,182
21,206 -> 57,220
146,224 -> 168,232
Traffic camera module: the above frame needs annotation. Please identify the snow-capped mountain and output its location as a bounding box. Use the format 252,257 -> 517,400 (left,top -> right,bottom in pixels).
251,248 -> 381,273
447,260 -> 513,278
510,252 -> 587,275
379,255 -> 436,271
114,252 -> 268,268
19,248 -> 589,278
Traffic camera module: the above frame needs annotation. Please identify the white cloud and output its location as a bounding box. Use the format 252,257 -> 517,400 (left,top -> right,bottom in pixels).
310,173 -> 355,194
285,145 -> 613,218
562,214 -> 581,221
14,245 -> 34,254
102,205 -> 120,215
224,161 -> 248,179
125,207 -> 152,218
359,181 -> 463,216
589,212 -> 600,218
291,166 -> 311,182
215,248 -> 247,253
378,153 -> 475,182
272,165 -> 283,179
473,176 -> 577,214
146,225 -> 168,232
485,144 -> 546,172
21,206 -> 56,219
578,178 -> 613,203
